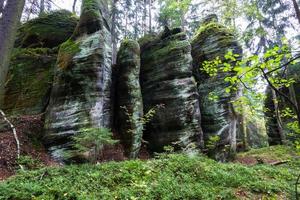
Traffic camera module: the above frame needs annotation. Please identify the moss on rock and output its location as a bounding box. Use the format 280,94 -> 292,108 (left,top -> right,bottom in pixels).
139,27 -> 204,152
44,0 -> 113,161
57,39 -> 80,69
191,16 -> 242,147
115,39 -> 143,158
3,48 -> 57,115
15,10 -> 78,48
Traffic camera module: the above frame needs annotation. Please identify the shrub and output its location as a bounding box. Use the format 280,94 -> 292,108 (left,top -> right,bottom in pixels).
66,128 -> 118,163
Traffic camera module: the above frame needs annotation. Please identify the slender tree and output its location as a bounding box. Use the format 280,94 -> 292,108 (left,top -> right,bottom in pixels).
72,0 -> 78,13
0,0 -> 5,14
111,0 -> 118,64
291,0 -> 300,25
0,0 -> 25,105
39,0 -> 45,14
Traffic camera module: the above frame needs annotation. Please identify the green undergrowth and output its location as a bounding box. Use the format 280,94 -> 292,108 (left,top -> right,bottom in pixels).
0,146 -> 299,199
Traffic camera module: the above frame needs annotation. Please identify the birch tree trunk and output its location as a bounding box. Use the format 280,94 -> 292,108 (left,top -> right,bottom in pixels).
0,0 -> 25,106
0,109 -> 20,158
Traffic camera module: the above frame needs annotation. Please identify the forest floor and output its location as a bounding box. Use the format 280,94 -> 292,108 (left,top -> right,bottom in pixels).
0,114 -> 57,181
0,144 -> 299,199
0,116 -> 299,199
0,114 -> 150,181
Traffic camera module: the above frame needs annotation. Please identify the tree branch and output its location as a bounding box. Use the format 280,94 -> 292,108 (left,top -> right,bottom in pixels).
0,109 -> 20,159
265,54 -> 300,76
260,68 -> 300,125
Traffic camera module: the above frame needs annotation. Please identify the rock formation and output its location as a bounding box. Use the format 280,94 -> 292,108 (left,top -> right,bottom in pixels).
3,48 -> 56,115
264,63 -> 300,145
191,15 -> 242,150
44,0 -> 113,160
115,40 -> 144,158
3,10 -> 77,116
15,10 -> 78,48
139,28 -> 204,152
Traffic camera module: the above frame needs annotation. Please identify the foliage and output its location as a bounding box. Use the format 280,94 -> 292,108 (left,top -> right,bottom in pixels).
16,155 -> 44,170
65,128 -> 118,163
206,135 -> 221,151
158,0 -> 192,28
201,43 -> 300,147
0,146 -> 299,199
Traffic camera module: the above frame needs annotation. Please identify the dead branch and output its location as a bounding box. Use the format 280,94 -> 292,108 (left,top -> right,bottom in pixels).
0,109 -> 20,159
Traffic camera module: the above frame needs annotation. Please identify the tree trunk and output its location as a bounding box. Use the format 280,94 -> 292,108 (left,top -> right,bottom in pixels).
40,0 -> 45,15
134,2 -> 138,39
238,85 -> 248,150
111,0 -> 117,64
271,88 -> 286,144
0,0 -> 5,14
291,0 -> 300,25
229,103 -> 237,158
149,0 -> 152,33
0,0 -> 25,106
142,0 -> 147,35
72,0 -> 78,13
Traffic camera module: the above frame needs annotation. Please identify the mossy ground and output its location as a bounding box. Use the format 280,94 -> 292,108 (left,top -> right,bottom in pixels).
0,146 -> 299,199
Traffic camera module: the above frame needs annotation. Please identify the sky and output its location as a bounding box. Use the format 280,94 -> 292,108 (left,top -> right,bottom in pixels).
54,0 -> 81,13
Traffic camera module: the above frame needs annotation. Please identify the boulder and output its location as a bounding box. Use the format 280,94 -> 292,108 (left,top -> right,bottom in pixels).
139,27 -> 203,152
191,15 -> 242,146
3,48 -> 56,115
115,40 -> 144,158
15,10 -> 78,48
44,0 -> 113,161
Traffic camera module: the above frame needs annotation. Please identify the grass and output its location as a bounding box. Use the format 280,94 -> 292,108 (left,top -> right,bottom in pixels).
0,146 -> 299,200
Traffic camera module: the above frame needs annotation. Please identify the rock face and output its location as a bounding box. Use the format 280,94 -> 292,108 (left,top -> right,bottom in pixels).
139,28 -> 203,152
115,40 -> 144,158
15,10 -> 78,48
264,63 -> 300,145
264,86 -> 283,145
44,0 -> 112,160
191,15 -> 242,146
3,48 -> 56,115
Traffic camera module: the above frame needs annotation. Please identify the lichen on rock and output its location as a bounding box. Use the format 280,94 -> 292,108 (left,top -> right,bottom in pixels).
44,0 -> 113,161
115,39 -> 144,158
191,15 -> 242,147
140,27 -> 204,152
3,48 -> 57,116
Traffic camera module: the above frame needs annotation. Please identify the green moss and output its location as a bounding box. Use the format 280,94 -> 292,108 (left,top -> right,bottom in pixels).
0,147 -> 298,199
192,22 -> 235,44
57,39 -> 80,69
3,48 -> 56,115
16,10 -> 78,48
120,39 -> 140,55
138,34 -> 157,48
237,145 -> 299,161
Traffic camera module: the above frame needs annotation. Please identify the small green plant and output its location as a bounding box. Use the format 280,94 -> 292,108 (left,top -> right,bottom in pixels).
16,155 -> 43,170
206,135 -> 221,151
120,104 -> 164,158
67,128 -> 118,163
